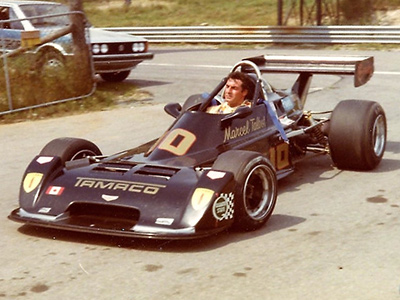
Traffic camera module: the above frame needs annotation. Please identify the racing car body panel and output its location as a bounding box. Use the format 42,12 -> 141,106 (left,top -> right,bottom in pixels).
10,100 -> 292,238
143,107 -> 285,166
9,54 -> 386,240
12,153 -> 238,239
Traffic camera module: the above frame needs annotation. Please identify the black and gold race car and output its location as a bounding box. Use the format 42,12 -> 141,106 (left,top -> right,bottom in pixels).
9,55 -> 386,239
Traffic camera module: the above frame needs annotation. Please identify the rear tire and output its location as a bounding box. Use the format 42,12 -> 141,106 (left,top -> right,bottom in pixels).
39,137 -> 102,165
329,100 -> 386,170
212,150 -> 277,231
100,70 -> 130,82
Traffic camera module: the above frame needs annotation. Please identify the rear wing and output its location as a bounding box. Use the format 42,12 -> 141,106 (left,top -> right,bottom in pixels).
243,55 -> 374,87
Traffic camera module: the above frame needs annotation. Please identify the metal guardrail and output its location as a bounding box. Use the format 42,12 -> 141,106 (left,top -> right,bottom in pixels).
104,25 -> 400,44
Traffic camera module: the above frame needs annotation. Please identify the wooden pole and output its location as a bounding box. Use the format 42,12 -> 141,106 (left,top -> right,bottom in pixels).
68,0 -> 93,91
300,0 -> 304,26
336,0 -> 340,24
278,0 -> 283,25
68,0 -> 88,57
316,0 -> 322,25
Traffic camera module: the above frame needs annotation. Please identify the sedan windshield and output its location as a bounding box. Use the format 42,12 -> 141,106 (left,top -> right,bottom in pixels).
19,4 -> 70,27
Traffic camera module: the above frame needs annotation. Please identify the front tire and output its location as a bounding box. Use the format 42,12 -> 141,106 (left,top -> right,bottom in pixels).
39,137 -> 102,165
329,100 -> 386,170
212,150 -> 277,231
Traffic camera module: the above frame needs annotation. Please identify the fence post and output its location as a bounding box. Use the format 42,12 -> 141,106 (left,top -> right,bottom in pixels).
69,0 -> 88,60
1,32 -> 13,110
68,0 -> 93,94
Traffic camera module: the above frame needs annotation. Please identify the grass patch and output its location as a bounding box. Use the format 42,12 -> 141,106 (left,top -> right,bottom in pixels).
1,54 -> 92,110
0,80 -> 147,124
82,0 -> 280,27
73,0 -> 400,27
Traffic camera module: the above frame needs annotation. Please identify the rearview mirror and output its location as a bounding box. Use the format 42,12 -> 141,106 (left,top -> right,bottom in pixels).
164,102 -> 182,118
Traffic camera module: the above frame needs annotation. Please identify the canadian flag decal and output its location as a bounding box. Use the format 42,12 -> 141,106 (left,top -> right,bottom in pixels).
46,186 -> 65,196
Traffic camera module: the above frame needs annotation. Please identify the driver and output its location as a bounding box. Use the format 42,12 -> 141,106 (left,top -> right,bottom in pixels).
207,71 -> 254,114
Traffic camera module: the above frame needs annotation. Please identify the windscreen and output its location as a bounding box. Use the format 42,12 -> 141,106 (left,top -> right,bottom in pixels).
19,4 -> 70,27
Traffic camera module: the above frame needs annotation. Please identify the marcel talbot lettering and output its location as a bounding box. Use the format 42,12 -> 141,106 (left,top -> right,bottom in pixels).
75,177 -> 166,195
224,116 -> 267,142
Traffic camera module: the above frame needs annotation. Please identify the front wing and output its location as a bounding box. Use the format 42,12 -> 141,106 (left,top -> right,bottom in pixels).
9,156 -> 237,240
9,207 -> 228,239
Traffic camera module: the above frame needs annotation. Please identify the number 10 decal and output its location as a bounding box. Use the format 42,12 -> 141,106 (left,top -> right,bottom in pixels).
269,143 -> 290,170
158,128 -> 197,156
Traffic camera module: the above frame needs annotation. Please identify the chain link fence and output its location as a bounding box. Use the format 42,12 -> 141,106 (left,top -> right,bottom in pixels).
0,9 -> 95,115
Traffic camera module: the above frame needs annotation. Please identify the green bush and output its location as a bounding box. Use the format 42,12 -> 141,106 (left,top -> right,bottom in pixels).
0,53 -> 93,112
340,0 -> 374,24
375,0 -> 400,9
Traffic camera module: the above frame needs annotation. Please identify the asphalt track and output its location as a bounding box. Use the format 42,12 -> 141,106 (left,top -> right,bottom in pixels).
1,47 -> 400,299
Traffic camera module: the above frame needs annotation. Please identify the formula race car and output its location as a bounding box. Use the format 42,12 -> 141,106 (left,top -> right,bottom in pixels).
9,55 -> 386,239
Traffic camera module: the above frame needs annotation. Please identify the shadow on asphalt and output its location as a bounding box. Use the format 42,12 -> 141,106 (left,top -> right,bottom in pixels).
15,142 -> 399,252
17,213 -> 305,253
124,78 -> 171,89
385,140 -> 400,155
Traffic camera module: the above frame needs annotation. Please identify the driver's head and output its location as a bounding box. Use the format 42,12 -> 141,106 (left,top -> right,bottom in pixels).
224,72 -> 254,108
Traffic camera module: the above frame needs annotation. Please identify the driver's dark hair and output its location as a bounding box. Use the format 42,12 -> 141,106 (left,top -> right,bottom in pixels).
228,71 -> 255,100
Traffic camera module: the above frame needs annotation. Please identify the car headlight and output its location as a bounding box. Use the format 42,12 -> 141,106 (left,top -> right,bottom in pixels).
132,42 -> 145,52
100,44 -> 109,54
92,44 -> 100,54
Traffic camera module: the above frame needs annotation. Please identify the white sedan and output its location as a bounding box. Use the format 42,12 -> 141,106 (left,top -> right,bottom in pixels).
0,0 -> 154,82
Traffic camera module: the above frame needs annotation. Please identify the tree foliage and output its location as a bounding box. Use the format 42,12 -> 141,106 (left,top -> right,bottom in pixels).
339,0 -> 374,24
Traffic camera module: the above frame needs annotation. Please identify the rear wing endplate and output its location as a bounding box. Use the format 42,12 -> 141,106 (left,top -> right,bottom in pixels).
243,55 -> 374,87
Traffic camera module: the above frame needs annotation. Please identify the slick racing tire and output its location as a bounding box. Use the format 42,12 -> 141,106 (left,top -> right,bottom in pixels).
39,137 -> 102,165
100,70 -> 131,82
212,150 -> 277,231
329,100 -> 386,170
